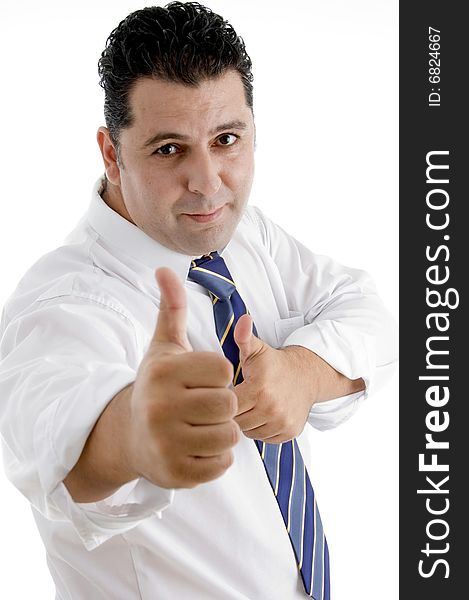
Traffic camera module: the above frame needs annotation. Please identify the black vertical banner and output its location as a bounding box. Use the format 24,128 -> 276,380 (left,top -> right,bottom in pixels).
400,2 -> 465,597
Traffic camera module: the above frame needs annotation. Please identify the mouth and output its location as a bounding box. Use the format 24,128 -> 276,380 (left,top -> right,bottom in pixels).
183,205 -> 225,223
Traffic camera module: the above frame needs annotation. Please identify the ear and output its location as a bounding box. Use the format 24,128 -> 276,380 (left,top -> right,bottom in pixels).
97,126 -> 121,186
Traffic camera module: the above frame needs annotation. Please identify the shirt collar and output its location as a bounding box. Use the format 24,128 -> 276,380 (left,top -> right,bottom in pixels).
86,175 -> 224,283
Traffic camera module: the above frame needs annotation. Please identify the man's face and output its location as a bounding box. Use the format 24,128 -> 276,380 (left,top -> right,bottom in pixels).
101,69 -> 255,256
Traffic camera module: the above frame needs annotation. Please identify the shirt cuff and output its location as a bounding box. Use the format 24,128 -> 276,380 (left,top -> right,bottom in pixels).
49,478 -> 174,551
307,391 -> 364,431
31,364 -> 176,549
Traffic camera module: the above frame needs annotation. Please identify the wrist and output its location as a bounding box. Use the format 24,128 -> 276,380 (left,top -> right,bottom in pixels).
279,345 -> 321,406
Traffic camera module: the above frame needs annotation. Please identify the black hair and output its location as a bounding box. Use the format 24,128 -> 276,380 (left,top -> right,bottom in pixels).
98,2 -> 254,151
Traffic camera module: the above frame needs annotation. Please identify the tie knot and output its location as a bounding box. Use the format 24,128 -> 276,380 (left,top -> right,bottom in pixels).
188,251 -> 236,301
191,251 -> 219,267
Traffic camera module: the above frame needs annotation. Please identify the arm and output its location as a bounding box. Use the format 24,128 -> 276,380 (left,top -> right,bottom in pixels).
233,314 -> 365,443
281,345 -> 365,402
253,205 -> 398,394
61,267 -> 239,504
231,207 -> 397,438
0,298 -> 139,521
63,383 -> 137,503
1,271 -> 238,548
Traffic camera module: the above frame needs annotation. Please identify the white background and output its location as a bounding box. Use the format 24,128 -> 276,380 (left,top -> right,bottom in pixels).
0,0 -> 398,598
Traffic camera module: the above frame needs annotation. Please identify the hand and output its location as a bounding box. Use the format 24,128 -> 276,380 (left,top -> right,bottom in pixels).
128,267 -> 240,489
232,314 -> 315,443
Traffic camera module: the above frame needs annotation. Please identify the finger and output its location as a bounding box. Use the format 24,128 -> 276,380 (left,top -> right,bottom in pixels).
151,267 -> 192,353
233,381 -> 256,415
233,313 -> 253,363
180,387 -> 238,424
161,352 -> 233,388
179,421 -> 240,457
257,432 -> 294,444
234,408 -> 267,432
178,452 -> 235,486
242,422 -> 285,440
233,313 -> 252,346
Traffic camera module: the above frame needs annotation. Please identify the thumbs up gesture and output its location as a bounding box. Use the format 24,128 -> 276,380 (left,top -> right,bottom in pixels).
232,314 -> 365,443
128,267 -> 240,489
232,314 -> 316,444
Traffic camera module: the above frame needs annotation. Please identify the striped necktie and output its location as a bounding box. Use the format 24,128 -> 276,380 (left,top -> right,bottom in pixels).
188,251 -> 330,599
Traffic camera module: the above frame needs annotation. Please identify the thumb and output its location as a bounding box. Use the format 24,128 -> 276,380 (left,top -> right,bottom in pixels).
233,313 -> 264,365
151,267 -> 192,353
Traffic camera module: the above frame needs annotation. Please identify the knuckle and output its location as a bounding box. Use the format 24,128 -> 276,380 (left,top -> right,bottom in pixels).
230,421 -> 241,445
195,352 -> 233,384
208,389 -> 236,419
222,450 -> 235,471
257,384 -> 272,407
188,458 -> 217,486
219,421 -> 238,448
223,389 -> 238,417
205,452 -> 234,481
144,394 -> 169,427
207,422 -> 239,452
284,418 -> 301,440
265,400 -> 281,420
202,390 -> 237,422
144,356 -> 174,382
173,458 -> 197,488
216,356 -> 234,382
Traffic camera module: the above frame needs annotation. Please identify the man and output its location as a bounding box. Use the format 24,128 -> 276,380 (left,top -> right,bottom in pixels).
0,2 -> 397,599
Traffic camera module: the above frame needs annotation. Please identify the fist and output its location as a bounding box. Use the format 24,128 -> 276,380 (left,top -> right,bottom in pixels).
128,267 -> 239,489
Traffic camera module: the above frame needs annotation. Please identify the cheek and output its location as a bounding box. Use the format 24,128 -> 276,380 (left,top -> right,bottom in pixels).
124,167 -> 167,204
141,166 -> 183,200
224,154 -> 254,192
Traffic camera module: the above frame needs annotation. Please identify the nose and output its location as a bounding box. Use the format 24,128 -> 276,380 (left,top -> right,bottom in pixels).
186,149 -> 222,197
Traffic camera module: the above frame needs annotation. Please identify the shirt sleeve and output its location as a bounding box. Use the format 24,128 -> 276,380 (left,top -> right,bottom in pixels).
0,296 -> 174,551
250,206 -> 398,430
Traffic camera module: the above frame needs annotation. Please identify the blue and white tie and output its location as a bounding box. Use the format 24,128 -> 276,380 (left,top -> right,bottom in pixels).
188,251 -> 330,599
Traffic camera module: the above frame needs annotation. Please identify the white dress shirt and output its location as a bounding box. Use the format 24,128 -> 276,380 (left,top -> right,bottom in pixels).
0,177 -> 397,599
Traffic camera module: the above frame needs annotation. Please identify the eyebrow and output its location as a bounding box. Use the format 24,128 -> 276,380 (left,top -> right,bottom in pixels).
142,120 -> 248,149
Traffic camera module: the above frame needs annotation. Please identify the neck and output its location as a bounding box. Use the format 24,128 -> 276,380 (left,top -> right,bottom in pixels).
101,179 -> 133,225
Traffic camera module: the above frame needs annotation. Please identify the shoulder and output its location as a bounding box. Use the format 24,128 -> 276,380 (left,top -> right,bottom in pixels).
1,241 -> 133,334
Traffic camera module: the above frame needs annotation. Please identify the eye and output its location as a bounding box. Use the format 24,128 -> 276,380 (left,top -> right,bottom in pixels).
217,133 -> 238,146
153,143 -> 179,156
